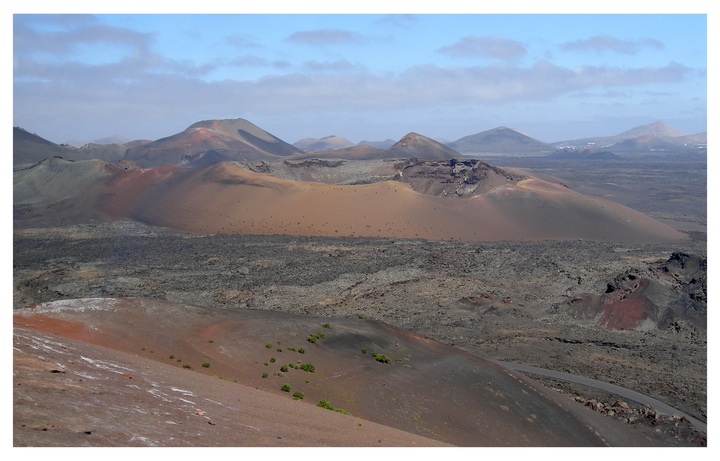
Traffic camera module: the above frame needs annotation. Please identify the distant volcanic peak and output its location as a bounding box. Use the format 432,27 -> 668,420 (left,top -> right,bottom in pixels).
389,132 -> 461,159
447,126 -> 550,154
188,118 -> 281,144
293,135 -> 355,152
617,121 -> 688,139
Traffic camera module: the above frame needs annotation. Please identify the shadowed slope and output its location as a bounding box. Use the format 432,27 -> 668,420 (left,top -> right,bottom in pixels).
14,297 -> 667,446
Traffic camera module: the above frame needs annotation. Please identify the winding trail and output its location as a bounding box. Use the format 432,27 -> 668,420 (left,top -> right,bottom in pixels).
495,360 -> 707,433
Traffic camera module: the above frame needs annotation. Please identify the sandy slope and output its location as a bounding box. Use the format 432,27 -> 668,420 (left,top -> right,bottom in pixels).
13,297 -> 666,447
14,159 -> 687,243
132,162 -> 686,242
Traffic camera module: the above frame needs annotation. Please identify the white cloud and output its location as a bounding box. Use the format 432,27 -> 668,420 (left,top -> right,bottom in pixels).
437,36 -> 527,60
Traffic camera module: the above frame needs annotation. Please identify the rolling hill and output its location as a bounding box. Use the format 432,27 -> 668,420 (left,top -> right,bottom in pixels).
447,126 -> 553,155
124,118 -> 302,166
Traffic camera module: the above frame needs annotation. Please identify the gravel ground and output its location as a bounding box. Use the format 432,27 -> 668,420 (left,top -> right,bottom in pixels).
12,220 -> 707,431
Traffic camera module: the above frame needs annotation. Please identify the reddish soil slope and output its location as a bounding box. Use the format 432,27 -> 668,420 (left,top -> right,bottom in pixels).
14,297 -> 664,447
14,160 -> 687,243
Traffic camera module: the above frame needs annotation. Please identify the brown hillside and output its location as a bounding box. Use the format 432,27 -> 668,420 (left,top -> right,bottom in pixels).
14,297 -> 661,446
14,159 -> 688,243
124,118 -> 302,166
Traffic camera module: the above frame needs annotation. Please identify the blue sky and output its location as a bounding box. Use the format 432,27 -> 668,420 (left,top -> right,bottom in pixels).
8,1 -> 714,145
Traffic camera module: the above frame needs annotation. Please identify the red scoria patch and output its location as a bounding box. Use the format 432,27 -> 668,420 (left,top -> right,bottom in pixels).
598,298 -> 656,330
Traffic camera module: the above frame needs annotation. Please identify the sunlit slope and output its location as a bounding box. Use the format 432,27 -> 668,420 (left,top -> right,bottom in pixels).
14,159 -> 687,243
128,162 -> 686,242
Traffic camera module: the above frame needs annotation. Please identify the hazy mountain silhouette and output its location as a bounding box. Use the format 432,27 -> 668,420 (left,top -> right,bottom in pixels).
552,121 -> 705,152
293,135 -> 355,152
447,127 -> 552,155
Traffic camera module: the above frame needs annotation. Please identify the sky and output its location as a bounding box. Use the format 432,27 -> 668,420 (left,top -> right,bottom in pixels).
7,1 -> 714,146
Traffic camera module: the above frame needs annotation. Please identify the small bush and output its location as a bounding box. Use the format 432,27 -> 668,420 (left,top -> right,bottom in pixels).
182,364 -> 192,369
360,348 -> 367,354
169,354 -> 175,360
265,343 -> 273,349
321,323 -> 331,329
298,347 -> 305,354
202,362 -> 211,368
307,332 -> 326,343
281,384 -> 291,392
262,372 -> 268,378
317,400 -> 350,415
293,391 -> 304,400
269,357 -> 276,363
299,363 -> 315,373
372,352 -> 391,364
280,365 -> 288,373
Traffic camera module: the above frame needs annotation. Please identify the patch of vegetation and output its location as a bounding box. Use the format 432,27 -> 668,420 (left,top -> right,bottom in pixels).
358,315 -> 365,319
208,340 -> 215,344
372,352 -> 391,364
307,332 -> 326,343
202,361 -> 211,368
269,357 -> 276,363
321,323 -> 331,329
293,391 -> 304,400
277,348 -> 283,352
169,354 -> 175,360
281,384 -> 292,392
262,372 -> 268,379
280,364 -> 289,373
360,348 -> 367,354
182,364 -> 192,369
298,347 -> 305,354
299,363 -> 315,373
265,343 -> 273,349
317,400 -> 350,415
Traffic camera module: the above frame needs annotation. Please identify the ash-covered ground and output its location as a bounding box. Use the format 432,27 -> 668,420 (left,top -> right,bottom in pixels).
13,219 -> 707,440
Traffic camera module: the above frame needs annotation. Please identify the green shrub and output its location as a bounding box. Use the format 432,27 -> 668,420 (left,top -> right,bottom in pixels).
280,364 -> 288,373
321,323 -> 331,329
169,354 -> 175,360
265,343 -> 273,349
269,357 -> 276,363
316,400 -> 350,415
202,361 -> 211,368
298,347 -> 306,354
360,348 -> 367,354
281,384 -> 291,392
262,372 -> 268,378
299,363 -> 315,373
293,391 -> 304,400
372,352 -> 390,364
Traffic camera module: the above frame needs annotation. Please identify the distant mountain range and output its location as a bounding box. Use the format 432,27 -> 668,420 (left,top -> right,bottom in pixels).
293,135 -> 355,152
552,121 -> 706,152
13,118 -> 706,168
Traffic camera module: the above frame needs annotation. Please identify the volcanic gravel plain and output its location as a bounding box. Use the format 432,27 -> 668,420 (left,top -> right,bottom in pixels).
13,153 -> 707,447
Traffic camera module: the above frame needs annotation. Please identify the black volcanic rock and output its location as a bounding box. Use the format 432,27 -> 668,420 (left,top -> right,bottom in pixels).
548,148 -> 622,161
124,118 -> 302,166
